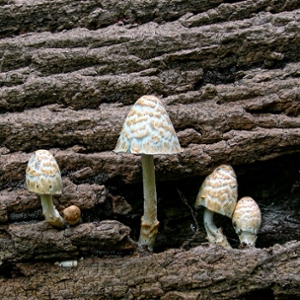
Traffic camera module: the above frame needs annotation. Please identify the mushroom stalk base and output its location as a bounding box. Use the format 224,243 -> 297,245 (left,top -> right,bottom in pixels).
238,231 -> 257,248
40,194 -> 66,228
139,217 -> 160,252
138,154 -> 159,251
203,208 -> 232,249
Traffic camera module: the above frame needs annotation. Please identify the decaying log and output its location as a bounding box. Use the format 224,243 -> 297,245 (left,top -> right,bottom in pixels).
1,0 -> 300,298
0,241 -> 300,299
1,10 -> 300,183
0,220 -> 134,264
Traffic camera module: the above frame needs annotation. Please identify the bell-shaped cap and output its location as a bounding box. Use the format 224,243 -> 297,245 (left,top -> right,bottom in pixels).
232,196 -> 261,235
26,149 -> 62,195
114,95 -> 182,155
195,165 -> 238,218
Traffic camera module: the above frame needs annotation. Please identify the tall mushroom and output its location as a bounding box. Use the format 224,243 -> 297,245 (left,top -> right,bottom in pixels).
114,95 -> 182,251
232,196 -> 261,248
26,149 -> 65,228
195,165 -> 238,249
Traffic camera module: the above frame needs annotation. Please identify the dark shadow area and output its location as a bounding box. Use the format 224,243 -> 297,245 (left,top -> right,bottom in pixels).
243,288 -> 274,300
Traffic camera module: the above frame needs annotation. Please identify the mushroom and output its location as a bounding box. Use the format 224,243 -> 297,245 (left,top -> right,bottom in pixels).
232,196 -> 261,248
195,165 -> 238,249
113,95 -> 182,251
63,205 -> 82,226
26,149 -> 65,228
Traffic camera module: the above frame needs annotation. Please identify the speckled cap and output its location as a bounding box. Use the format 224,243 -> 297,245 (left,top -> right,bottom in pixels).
195,165 -> 238,218
26,149 -> 62,195
232,196 -> 261,234
114,95 -> 182,155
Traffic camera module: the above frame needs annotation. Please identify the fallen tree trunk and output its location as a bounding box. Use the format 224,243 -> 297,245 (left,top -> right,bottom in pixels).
1,0 -> 300,298
0,241 -> 300,299
0,220 -> 135,264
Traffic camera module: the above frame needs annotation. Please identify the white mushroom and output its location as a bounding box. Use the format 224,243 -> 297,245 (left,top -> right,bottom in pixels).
232,196 -> 261,248
114,95 -> 182,251
26,149 -> 65,228
195,165 -> 238,249
63,205 -> 82,226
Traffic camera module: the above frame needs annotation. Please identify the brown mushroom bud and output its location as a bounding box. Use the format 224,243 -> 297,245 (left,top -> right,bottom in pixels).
195,165 -> 238,249
232,196 -> 261,248
114,95 -> 182,251
63,205 -> 82,226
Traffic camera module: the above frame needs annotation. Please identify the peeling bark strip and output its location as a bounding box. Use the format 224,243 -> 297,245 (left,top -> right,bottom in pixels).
0,0 -> 224,38
0,241 -> 300,299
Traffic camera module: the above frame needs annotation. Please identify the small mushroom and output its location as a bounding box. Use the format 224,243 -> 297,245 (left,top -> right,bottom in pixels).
114,95 -> 182,251
232,196 -> 261,248
26,149 -> 65,228
195,165 -> 238,249
63,205 -> 82,226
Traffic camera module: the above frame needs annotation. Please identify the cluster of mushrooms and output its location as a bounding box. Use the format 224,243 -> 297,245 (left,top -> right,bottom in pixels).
195,164 -> 261,249
25,95 -> 261,251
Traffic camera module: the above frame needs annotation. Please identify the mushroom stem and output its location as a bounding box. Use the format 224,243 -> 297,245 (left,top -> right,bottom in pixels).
40,194 -> 65,228
203,208 -> 232,249
138,154 -> 159,251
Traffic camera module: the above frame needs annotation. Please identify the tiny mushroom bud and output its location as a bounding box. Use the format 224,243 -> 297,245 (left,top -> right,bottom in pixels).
232,196 -> 261,248
26,149 -> 65,228
195,165 -> 238,249
114,95 -> 182,251
63,205 -> 82,226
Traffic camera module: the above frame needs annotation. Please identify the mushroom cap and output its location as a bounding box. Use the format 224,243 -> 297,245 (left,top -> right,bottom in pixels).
63,205 -> 81,225
195,164 -> 238,218
113,95 -> 182,155
26,149 -> 62,195
232,196 -> 261,235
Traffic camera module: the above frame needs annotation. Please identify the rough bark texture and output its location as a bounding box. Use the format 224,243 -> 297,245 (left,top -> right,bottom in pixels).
1,0 -> 300,299
0,241 -> 300,300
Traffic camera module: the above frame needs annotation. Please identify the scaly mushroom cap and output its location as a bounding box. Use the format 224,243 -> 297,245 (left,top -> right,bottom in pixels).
113,95 -> 182,155
232,196 -> 261,235
26,149 -> 62,195
63,205 -> 81,226
195,165 -> 238,218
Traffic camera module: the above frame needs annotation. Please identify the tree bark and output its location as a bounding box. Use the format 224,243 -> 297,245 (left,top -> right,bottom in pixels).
1,0 -> 300,298
1,241 -> 300,299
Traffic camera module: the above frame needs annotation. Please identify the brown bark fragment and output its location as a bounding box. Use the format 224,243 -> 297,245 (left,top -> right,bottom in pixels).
0,220 -> 134,264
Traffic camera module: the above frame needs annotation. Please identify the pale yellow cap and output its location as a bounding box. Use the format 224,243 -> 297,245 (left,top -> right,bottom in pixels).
195,165 -> 238,218
26,149 -> 62,195
114,95 -> 182,155
232,196 -> 261,234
